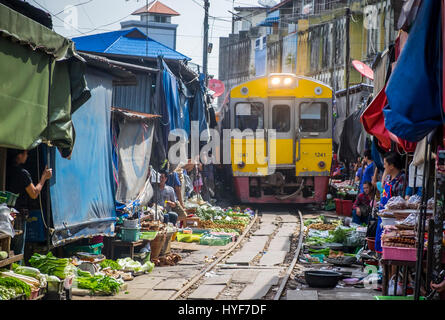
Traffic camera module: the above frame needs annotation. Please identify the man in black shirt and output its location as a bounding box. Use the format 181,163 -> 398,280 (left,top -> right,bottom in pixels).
6,149 -> 52,258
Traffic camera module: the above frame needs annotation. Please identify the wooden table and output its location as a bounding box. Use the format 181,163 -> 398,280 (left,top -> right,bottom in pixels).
110,240 -> 146,260
381,259 -> 416,296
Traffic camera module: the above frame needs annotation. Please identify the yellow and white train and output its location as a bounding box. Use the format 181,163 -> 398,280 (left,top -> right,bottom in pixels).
227,73 -> 333,204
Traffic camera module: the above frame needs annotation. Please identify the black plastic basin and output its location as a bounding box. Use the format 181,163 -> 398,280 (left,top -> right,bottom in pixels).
304,270 -> 342,288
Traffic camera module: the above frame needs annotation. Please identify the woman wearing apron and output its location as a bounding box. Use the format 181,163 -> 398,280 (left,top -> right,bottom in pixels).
375,152 -> 406,253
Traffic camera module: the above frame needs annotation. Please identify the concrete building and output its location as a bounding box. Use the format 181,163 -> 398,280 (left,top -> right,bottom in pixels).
120,0 -> 179,50
218,0 -> 404,95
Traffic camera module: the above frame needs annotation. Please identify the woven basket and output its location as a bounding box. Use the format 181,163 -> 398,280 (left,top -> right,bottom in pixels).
160,232 -> 174,256
150,233 -> 166,260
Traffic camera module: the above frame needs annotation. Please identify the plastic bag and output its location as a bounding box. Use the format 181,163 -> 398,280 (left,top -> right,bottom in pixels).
385,196 -> 407,210
427,197 -> 435,210
0,204 -> 14,237
388,275 -> 404,296
406,195 -> 421,209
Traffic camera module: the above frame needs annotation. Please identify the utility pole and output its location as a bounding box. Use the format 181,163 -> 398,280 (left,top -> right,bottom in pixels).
203,0 -> 210,85
344,7 -> 351,180
345,7 -> 351,118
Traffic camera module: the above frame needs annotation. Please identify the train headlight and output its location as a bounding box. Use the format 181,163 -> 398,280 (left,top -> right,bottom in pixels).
270,77 -> 281,86
268,74 -> 297,89
238,161 -> 246,169
283,77 -> 293,86
318,161 -> 326,169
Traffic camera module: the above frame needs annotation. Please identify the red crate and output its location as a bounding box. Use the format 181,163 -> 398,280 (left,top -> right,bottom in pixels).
342,199 -> 353,217
335,199 -> 343,216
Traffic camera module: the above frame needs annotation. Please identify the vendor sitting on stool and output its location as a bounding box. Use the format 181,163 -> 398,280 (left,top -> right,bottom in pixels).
155,169 -> 178,226
352,182 -> 375,225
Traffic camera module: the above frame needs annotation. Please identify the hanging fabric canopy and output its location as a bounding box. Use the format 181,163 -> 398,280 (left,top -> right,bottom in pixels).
0,3 -> 90,157
384,0 -> 443,143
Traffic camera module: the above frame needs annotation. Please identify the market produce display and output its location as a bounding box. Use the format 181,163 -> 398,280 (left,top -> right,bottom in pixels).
0,275 -> 32,298
29,252 -> 76,280
117,257 -> 154,273
75,274 -> 122,295
99,259 -> 121,271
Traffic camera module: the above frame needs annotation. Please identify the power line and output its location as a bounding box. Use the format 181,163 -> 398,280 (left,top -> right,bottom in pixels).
52,0 -> 93,16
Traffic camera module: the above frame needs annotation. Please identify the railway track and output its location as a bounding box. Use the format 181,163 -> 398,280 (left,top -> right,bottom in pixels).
170,208 -> 305,300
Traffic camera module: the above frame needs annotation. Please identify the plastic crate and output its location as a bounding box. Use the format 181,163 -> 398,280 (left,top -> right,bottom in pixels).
0,191 -> 19,207
342,199 -> 353,216
120,228 -> 140,242
382,246 -> 419,261
335,199 -> 343,215
64,242 -> 103,256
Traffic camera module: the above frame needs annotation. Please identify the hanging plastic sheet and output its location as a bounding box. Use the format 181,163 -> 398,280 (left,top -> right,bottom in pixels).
384,0 -> 443,143
115,117 -> 155,203
190,73 -> 210,138
339,107 -> 365,163
50,71 -> 116,246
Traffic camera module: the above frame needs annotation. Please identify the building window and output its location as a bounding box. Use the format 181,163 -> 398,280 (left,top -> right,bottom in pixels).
272,105 -> 291,132
299,102 -> 328,132
154,15 -> 167,23
235,102 -> 264,131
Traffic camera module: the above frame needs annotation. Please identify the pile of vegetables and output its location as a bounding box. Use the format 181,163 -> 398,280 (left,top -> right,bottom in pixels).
329,227 -> 354,244
99,259 -> 122,271
117,258 -> 154,273
0,285 -> 18,300
29,252 -> 76,280
75,274 -> 122,295
0,275 -> 32,298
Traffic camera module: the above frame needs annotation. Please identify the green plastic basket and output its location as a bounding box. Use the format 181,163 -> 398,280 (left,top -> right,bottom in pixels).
139,231 -> 158,241
63,242 -> 103,256
374,296 -> 425,300
0,191 -> 19,207
120,228 -> 140,242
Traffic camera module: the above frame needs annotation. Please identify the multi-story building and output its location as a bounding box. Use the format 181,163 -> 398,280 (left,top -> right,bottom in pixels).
120,0 -> 180,50
218,0 -> 404,94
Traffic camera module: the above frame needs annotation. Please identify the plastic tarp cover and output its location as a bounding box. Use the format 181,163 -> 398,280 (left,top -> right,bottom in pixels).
384,0 -> 443,143
115,119 -> 155,203
50,71 -> 116,246
0,3 -> 90,156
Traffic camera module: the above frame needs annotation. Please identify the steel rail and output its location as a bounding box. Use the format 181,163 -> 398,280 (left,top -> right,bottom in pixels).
169,211 -> 259,300
273,210 -> 304,300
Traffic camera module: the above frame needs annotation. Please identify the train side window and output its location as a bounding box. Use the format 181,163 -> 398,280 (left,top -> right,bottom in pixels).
272,105 -> 290,132
299,102 -> 328,132
235,102 -> 264,131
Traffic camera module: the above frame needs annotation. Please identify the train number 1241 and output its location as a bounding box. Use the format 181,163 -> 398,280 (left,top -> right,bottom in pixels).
315,152 -> 326,157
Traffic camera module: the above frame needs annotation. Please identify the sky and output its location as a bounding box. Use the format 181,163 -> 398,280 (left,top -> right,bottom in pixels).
28,0 -> 264,77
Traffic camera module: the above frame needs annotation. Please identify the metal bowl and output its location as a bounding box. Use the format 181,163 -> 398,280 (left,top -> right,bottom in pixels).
304,270 -> 342,288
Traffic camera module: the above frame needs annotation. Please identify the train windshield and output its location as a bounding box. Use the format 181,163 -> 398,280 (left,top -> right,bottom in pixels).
299,102 -> 328,132
272,105 -> 291,132
235,102 -> 264,131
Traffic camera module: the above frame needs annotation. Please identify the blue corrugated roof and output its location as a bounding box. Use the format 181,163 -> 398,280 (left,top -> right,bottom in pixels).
72,28 -> 190,61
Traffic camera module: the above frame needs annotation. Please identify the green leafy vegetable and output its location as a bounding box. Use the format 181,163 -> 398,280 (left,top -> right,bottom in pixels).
0,277 -> 31,298
29,252 -> 75,279
329,227 -> 354,244
76,275 -> 121,295
99,259 -> 121,271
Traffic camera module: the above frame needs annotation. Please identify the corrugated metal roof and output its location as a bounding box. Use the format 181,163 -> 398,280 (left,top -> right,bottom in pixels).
72,28 -> 189,61
132,0 -> 180,16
